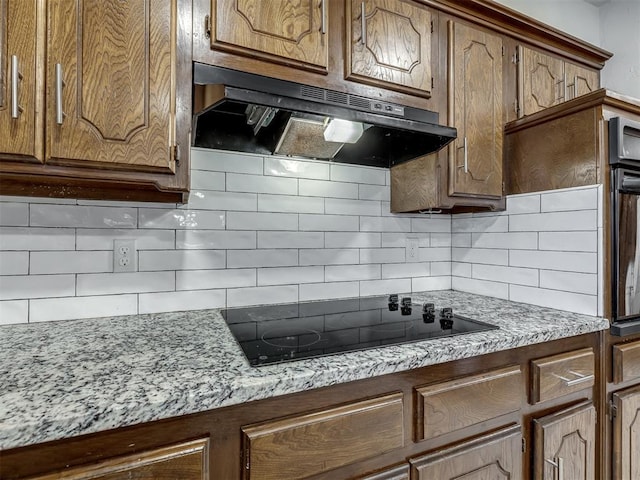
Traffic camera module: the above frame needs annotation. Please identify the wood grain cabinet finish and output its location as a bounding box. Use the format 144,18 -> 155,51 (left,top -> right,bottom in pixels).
447,20 -> 503,199
26,438 -> 209,480
612,386 -> 640,480
565,61 -> 598,100
415,365 -> 521,441
531,347 -> 595,404
346,0 -> 433,98
241,392 -> 404,480
357,463 -> 409,480
410,424 -> 523,480
211,0 -> 328,73
0,0 -> 42,162
613,340 -> 640,384
533,402 -> 596,480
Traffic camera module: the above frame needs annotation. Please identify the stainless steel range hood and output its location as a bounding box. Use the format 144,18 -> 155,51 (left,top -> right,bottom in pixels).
192,64 -> 456,168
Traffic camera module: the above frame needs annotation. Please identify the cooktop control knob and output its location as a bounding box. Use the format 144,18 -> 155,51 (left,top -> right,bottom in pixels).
388,294 -> 399,311
422,302 -> 435,323
441,307 -> 453,319
401,297 -> 412,307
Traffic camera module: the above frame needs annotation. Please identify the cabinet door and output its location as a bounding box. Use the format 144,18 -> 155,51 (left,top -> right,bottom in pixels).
533,402 -> 596,480
211,0 -> 328,72
612,386 -> 640,480
46,0 -> 176,173
347,0 -> 433,98
447,21 -> 503,198
28,439 -> 208,480
519,46 -> 565,116
410,424 -> 522,479
0,0 -> 42,161
565,62 -> 598,100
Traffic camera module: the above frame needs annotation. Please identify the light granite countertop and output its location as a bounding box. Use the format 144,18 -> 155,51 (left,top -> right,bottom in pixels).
0,291 -> 609,451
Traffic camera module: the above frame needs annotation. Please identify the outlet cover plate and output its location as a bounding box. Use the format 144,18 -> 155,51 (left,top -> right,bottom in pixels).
406,237 -> 419,263
114,239 -> 137,273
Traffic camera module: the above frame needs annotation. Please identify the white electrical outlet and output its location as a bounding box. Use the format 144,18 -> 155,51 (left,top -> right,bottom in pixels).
113,239 -> 137,273
406,237 -> 419,263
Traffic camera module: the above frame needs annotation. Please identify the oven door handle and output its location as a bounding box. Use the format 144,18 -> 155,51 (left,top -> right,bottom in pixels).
621,175 -> 640,194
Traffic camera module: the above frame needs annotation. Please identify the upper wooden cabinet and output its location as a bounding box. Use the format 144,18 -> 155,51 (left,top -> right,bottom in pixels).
517,45 -> 599,117
0,0 -> 191,203
210,0 -> 328,73
346,0 -> 434,98
447,20 -> 503,199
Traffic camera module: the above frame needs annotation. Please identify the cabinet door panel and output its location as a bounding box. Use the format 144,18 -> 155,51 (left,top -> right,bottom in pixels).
212,0 -> 327,72
0,0 -> 42,161
565,62 -> 598,100
448,21 -> 503,198
347,0 -> 432,98
410,425 -> 522,479
612,386 -> 640,480
520,46 -> 565,116
47,0 -> 175,172
534,402 -> 596,480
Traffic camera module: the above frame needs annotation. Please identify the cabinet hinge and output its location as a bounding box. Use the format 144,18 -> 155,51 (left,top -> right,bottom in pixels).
502,45 -> 505,56
172,145 -> 180,166
204,14 -> 211,39
514,99 -> 520,116
502,181 -> 506,195
521,437 -> 526,453
431,77 -> 434,90
609,401 -> 618,419
430,21 -> 434,34
512,48 -> 519,64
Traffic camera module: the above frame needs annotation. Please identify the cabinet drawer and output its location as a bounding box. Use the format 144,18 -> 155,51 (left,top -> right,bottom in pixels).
531,347 -> 594,404
241,392 -> 404,480
415,366 -> 522,441
613,340 -> 640,384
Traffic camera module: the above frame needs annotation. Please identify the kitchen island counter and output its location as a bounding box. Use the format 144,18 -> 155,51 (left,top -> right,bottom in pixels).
0,290 -> 609,451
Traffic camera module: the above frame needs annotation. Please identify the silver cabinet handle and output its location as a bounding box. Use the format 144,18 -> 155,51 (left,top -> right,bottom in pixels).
557,75 -> 566,101
553,370 -> 594,387
361,2 -> 366,45
320,0 -> 326,34
463,136 -> 468,173
574,75 -> 579,98
55,63 -> 65,125
546,457 -> 564,480
11,55 -> 22,119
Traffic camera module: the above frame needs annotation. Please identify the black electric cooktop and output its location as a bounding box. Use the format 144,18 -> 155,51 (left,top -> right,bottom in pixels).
222,295 -> 498,366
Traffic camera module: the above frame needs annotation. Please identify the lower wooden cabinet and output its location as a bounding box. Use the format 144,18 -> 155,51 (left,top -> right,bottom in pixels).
25,439 -> 209,480
357,464 -> 410,480
410,425 -> 523,479
612,386 -> 640,480
533,402 -> 596,480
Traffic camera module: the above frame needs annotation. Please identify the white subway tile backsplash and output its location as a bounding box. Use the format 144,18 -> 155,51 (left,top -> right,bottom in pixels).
227,285 -> 298,307
411,217 -> 451,233
539,270 -> 597,295
190,148 -> 263,174
452,215 -> 508,233
177,230 -> 256,249
30,295 -> 138,322
0,300 -> 28,324
412,276 -> 451,291
539,231 -> 597,252
330,164 -> 386,185
30,204 -> 137,228
299,179 -> 358,199
505,194 -> 540,214
471,232 -> 538,250
139,289 -> 226,314
382,263 -> 430,279
509,210 -> 596,232
598,226 -> 604,317
77,229 -> 175,250
176,269 -> 255,291
452,262 -> 472,278
299,282 -> 359,301
360,216 -> 411,232
325,198 -> 381,216
541,187 -> 598,212
509,285 -> 597,316
258,266 -> 324,286
227,249 -> 298,268
472,264 -> 538,287
0,195 -> 76,204
325,264 -> 380,282
326,232 -> 380,248
299,214 -> 359,232
30,251 -> 112,274
0,274 -> 75,300
452,277 -> 509,299
258,231 -> 324,249
431,262 -> 452,276
452,247 -> 509,266
139,209 -> 225,230
77,272 -> 175,296
190,170 -> 226,191
227,212 -> 298,231
185,191 -> 257,211
360,248 -> 405,264
430,233 -> 452,247
360,278 -> 411,297
0,203 -> 28,226
299,249 -> 359,266
0,227 -> 75,251
359,184 -> 390,201
0,252 -> 28,275
139,250 -> 226,271
227,173 -> 298,195
452,233 -> 471,247
418,247 -> 451,262
510,250 -> 597,273
264,157 -> 330,180
258,194 -> 324,213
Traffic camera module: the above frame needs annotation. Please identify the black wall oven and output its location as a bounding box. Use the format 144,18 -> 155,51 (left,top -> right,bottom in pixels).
610,117 -> 640,336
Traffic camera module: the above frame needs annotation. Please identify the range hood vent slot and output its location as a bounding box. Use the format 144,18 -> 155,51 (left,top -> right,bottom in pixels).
192,64 -> 456,168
